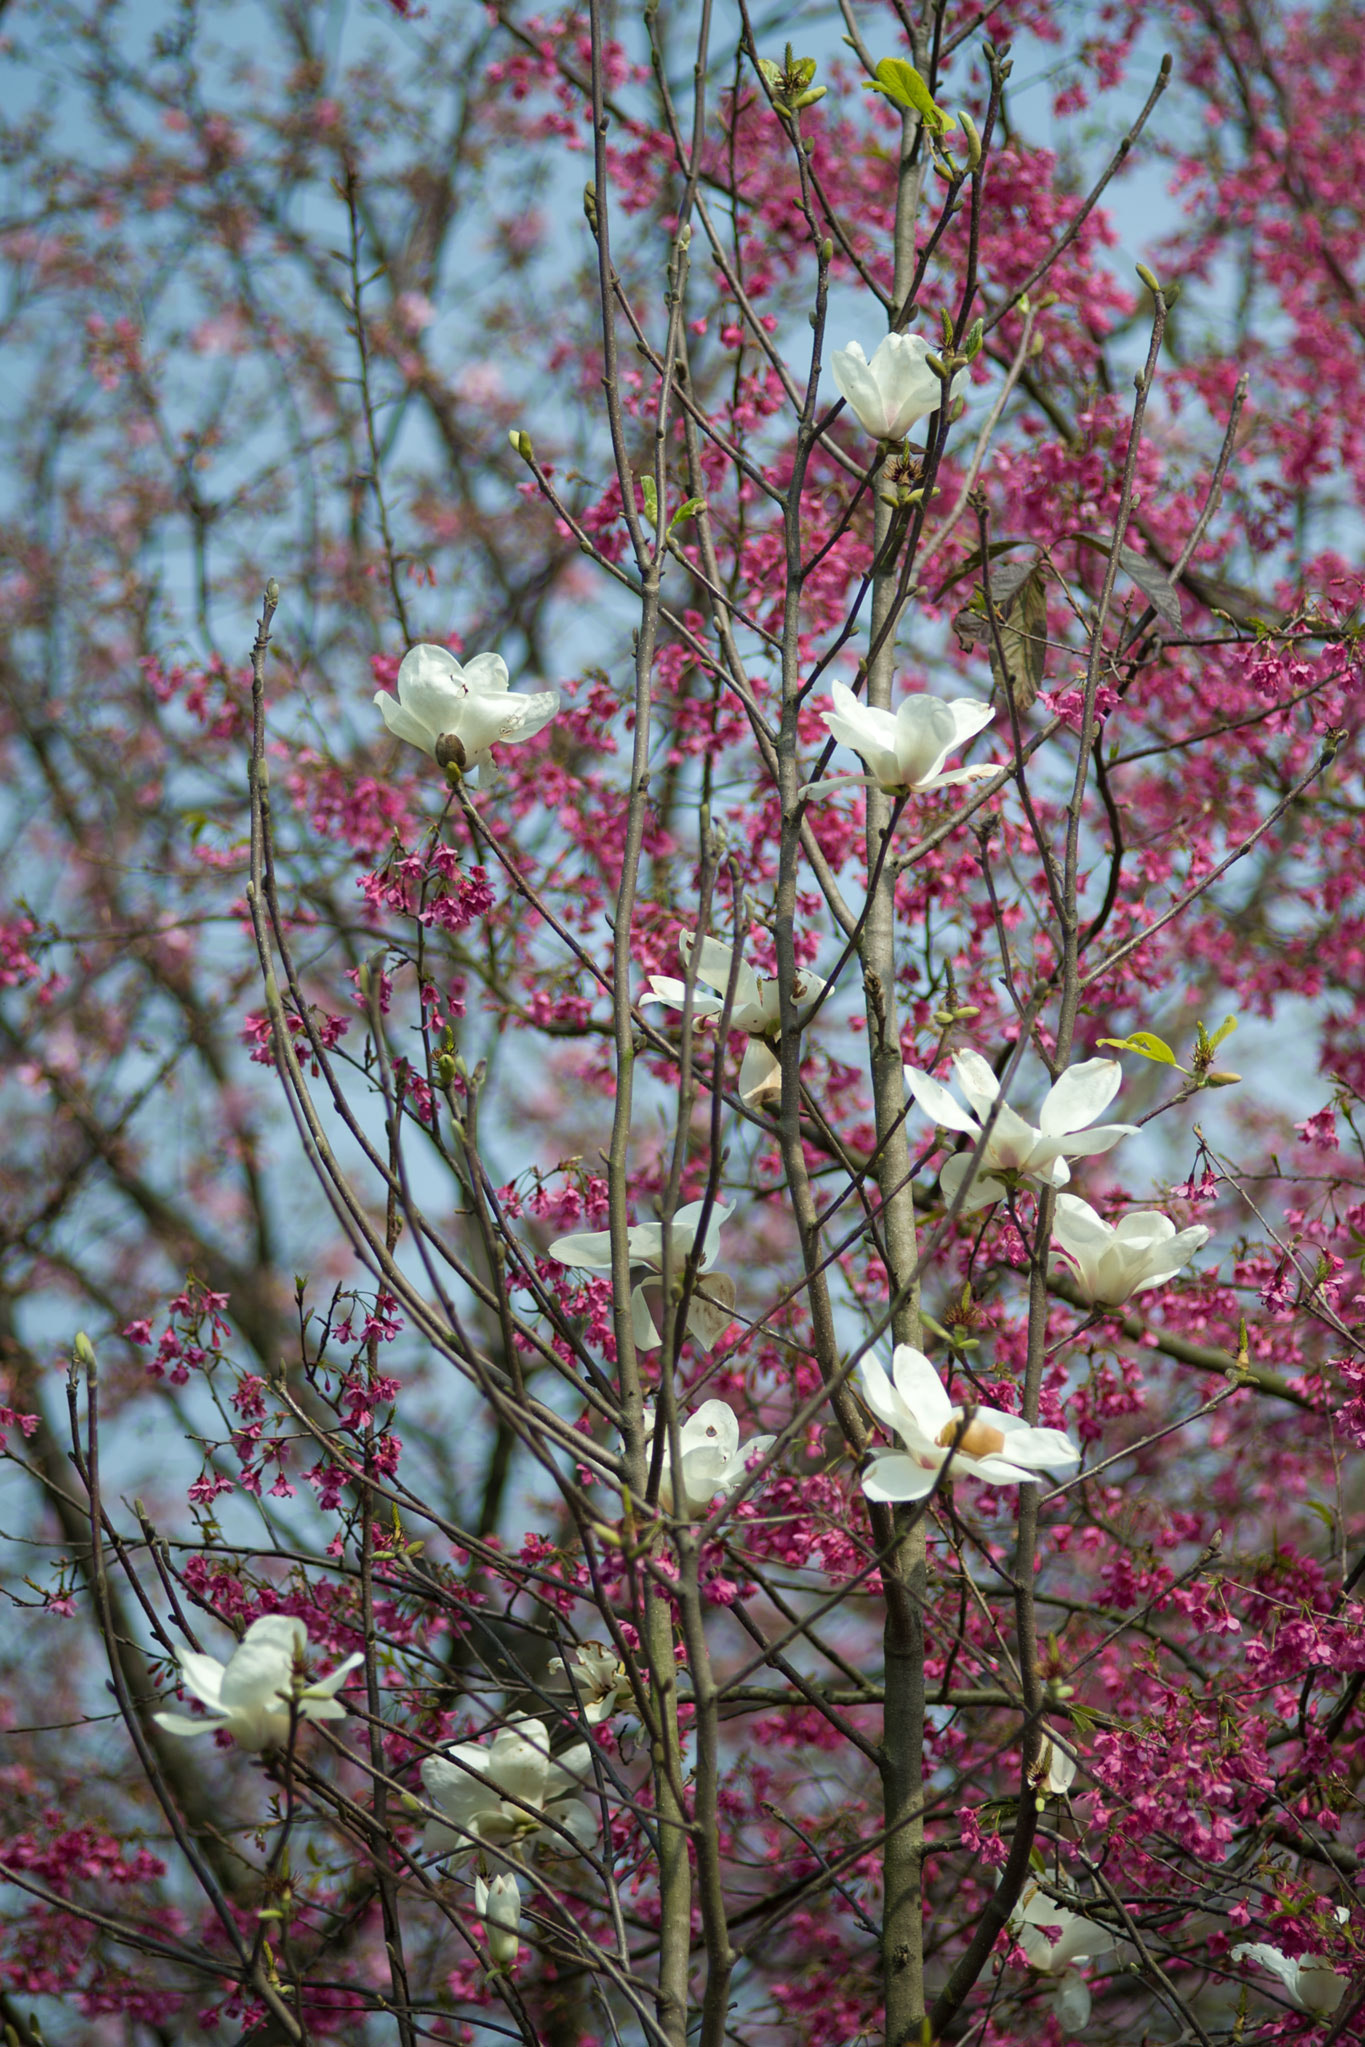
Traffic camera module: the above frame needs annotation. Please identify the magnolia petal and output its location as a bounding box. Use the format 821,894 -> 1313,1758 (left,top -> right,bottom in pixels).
1049,1969 -> 1092,2031
991,1418 -> 1080,1469
889,1345 -> 955,1433
1042,1119 -> 1139,1161
952,1049 -> 1003,1119
457,650 -> 510,695
738,1036 -> 782,1104
855,1351 -> 905,1437
493,688 -> 559,745
797,771 -> 876,800
667,1197 -> 734,1271
1052,1191 -> 1112,1249
685,1271 -> 737,1350
830,341 -> 896,438
893,694 -> 963,785
640,975 -> 725,1020
990,1100 -> 1051,1169
485,1724 -> 551,1806
903,1063 -> 982,1136
547,1228 -> 612,1271
300,1650 -> 364,1702
938,1151 -> 1007,1212
218,1640 -> 294,1714
681,1399 -> 741,1463
543,1793 -> 600,1855
917,762 -> 999,791
175,1649 -> 228,1710
1037,1057 -> 1123,1136
631,1281 -> 662,1350
861,1450 -> 941,1502
1295,1960 -> 1348,2015
445,690 -> 528,762
375,689 -> 440,755
394,644 -> 467,726
153,1709 -> 219,1737
685,934 -> 763,1012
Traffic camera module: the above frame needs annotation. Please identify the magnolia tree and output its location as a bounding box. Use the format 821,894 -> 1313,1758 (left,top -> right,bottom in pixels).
3,0 -> 1365,2042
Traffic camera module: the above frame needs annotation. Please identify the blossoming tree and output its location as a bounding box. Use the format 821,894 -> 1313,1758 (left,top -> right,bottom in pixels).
2,0 -> 1364,2043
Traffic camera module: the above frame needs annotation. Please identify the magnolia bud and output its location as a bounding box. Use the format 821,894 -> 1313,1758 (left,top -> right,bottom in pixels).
475,1871 -> 522,1971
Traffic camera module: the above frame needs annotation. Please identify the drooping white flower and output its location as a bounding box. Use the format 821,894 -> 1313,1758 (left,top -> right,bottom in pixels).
420,1717 -> 598,1865
374,643 -> 558,780
153,1613 -> 362,1752
474,1871 -> 522,1972
643,1398 -> 776,1519
548,1198 -> 736,1351
1233,1915 -> 1349,2015
806,681 -> 995,801
904,1050 -> 1138,1212
546,1641 -> 634,1726
1032,1732 -> 1078,1797
856,1346 -> 1078,1504
1009,1880 -> 1116,2032
640,933 -> 826,1105
1051,1192 -> 1210,1306
830,332 -> 957,442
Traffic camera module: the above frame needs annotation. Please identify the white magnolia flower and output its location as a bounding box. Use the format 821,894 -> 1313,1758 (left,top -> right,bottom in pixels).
1010,1881 -> 1116,2032
153,1613 -> 362,1752
856,1346 -> 1078,1503
805,681 -> 995,801
1233,1915 -> 1349,2016
546,1641 -> 634,1725
1033,1733 -> 1078,1797
830,332 -> 958,442
374,643 -> 558,780
420,1716 -> 597,1865
640,933 -> 826,1105
643,1398 -> 776,1519
549,1198 -> 736,1351
1051,1192 -> 1210,1306
904,1050 -> 1138,1212
474,1871 -> 522,1972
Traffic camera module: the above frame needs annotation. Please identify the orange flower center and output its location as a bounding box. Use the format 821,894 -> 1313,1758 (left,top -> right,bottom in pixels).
935,1414 -> 1005,1459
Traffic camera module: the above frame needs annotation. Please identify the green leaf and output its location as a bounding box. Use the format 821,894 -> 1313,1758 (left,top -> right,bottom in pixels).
1097,1031 -> 1180,1066
639,474 -> 659,529
667,495 -> 706,534
1208,1015 -> 1238,1052
864,58 -> 956,134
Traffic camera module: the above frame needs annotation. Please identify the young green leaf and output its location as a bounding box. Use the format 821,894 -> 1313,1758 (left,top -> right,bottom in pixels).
864,58 -> 956,135
1097,1031 -> 1180,1067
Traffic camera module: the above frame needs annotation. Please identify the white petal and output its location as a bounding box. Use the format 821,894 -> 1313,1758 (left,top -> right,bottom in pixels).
631,1281 -> 661,1349
175,1649 -> 227,1711
547,1228 -> 613,1271
153,1710 -> 218,1738
375,689 -> 439,755
855,1351 -> 904,1436
458,650 -> 510,694
951,1050 -> 1002,1121
938,1150 -> 1006,1213
861,1450 -> 941,1502
394,645 -> 468,736
830,341 -> 896,438
1049,1970 -> 1092,2031
889,1346 -> 954,1433
893,694 -> 963,786
491,688 -> 559,746
904,1064 -> 981,1136
1037,1058 -> 1123,1136
738,1036 -> 782,1103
